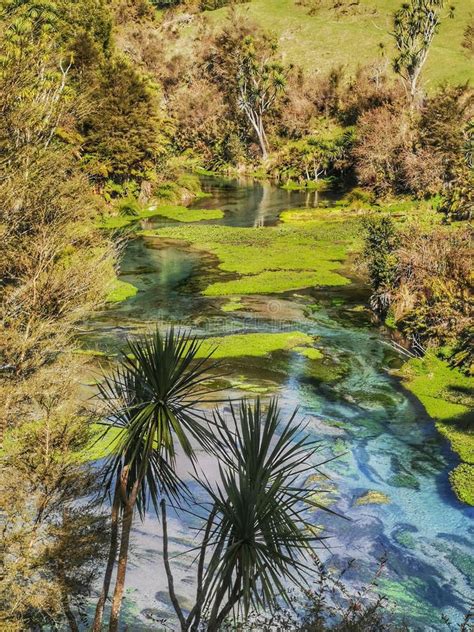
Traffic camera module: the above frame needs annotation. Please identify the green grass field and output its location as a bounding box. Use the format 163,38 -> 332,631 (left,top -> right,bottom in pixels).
202,0 -> 473,87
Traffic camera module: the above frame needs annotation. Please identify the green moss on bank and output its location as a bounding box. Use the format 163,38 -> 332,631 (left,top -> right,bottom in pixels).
99,205 -> 224,229
294,346 -> 323,360
450,464 -> 474,506
399,353 -> 474,505
221,298 -> 243,312
280,179 -> 330,191
151,205 -> 224,222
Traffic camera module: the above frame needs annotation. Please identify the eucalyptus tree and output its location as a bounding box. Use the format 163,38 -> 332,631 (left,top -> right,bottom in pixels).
161,398 -> 337,631
92,328 -> 221,632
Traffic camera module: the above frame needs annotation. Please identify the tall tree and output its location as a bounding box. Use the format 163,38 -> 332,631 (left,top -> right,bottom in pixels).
235,35 -> 288,159
391,0 -> 451,101
93,328 -> 221,632
0,0 -> 114,439
204,16 -> 288,160
82,58 -> 168,190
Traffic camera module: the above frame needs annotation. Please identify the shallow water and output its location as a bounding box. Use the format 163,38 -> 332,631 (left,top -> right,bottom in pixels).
88,177 -> 473,631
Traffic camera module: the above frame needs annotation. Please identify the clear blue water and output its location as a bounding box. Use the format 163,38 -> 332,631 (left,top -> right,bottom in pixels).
88,177 -> 473,631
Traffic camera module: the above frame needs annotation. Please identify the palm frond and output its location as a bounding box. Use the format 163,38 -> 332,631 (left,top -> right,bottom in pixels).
196,398 -> 342,621
97,327 -> 222,517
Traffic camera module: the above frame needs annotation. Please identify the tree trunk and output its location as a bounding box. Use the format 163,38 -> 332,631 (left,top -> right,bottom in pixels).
92,483 -> 121,632
108,502 -> 134,632
58,563 -> 80,632
243,107 -> 268,159
257,115 -> 269,160
207,570 -> 242,632
62,591 -> 80,632
161,500 -> 187,631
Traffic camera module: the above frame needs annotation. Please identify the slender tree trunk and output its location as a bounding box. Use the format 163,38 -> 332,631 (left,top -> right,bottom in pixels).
243,106 -> 268,159
62,591 -> 80,632
93,482 -> 121,632
108,502 -> 134,632
58,563 -> 80,632
210,583 -> 241,631
161,500 -> 187,631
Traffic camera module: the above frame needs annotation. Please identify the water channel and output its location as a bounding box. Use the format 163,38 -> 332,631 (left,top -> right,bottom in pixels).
85,177 -> 473,631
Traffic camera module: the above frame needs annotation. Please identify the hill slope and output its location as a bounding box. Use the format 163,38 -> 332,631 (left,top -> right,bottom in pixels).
204,0 -> 473,87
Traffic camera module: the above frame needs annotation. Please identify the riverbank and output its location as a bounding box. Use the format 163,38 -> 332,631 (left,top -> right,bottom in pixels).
398,353 -> 474,505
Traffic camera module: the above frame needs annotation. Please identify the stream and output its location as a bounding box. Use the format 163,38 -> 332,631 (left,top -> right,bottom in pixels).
86,177 -> 473,631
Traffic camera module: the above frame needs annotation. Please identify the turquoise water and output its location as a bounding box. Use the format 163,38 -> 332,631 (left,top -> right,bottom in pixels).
88,177 -> 473,631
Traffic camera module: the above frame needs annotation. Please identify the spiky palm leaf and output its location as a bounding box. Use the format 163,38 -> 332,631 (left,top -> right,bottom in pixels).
97,327 -> 221,516
198,398 -> 338,623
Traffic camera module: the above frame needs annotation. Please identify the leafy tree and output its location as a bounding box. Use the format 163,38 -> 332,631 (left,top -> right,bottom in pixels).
362,216 -> 400,318
204,17 -> 288,160
353,105 -> 411,195
440,164 -> 474,221
363,219 -> 473,369
82,57 -> 168,188
0,389 -> 109,630
391,0 -> 452,101
161,398 -> 335,631
270,120 -> 353,184
235,35 -> 288,159
0,2 -> 114,437
93,328 -> 221,632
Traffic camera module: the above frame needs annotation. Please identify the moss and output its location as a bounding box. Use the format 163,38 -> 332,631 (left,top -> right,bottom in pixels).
294,346 -> 323,360
449,464 -> 474,506
400,353 -> 472,424
399,352 -> 474,505
332,437 -> 349,456
150,205 -> 224,222
221,298 -> 243,312
305,472 -> 339,511
305,357 -> 349,383
195,331 -> 314,359
84,424 -> 121,461
378,577 -> 434,620
98,214 -> 137,230
229,378 -> 275,394
194,166 -> 219,176
205,269 -> 350,295
354,490 -> 390,506
99,205 -> 223,230
106,279 -> 138,303
144,222 -> 355,295
280,179 -> 330,191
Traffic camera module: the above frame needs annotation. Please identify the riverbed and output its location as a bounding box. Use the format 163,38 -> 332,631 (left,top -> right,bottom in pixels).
86,177 -> 473,631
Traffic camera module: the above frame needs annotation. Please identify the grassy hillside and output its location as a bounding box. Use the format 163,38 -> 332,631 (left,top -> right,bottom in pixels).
204,0 -> 473,87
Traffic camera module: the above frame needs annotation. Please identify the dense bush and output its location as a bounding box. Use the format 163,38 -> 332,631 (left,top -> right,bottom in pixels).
363,218 -> 473,372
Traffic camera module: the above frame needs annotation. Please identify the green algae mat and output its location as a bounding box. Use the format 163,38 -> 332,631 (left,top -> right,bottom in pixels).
141,218 -> 361,295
